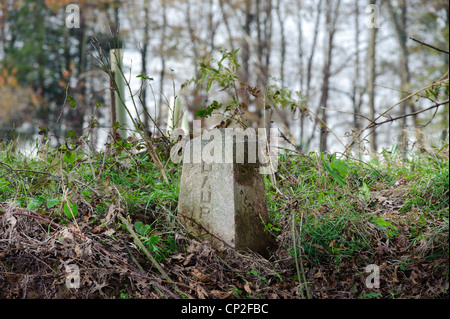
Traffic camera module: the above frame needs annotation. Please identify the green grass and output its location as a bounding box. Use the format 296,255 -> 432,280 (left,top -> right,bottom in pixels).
0,137 -> 448,298
266,147 -> 448,269
0,137 -> 181,258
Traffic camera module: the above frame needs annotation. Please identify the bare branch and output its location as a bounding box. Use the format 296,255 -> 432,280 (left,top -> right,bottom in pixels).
369,100 -> 449,129
345,71 -> 449,153
410,37 -> 450,55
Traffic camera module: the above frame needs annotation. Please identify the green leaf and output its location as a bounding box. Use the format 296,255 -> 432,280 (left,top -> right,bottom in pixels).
81,189 -> 92,197
136,74 -> 154,81
210,100 -> 222,109
371,216 -> 398,238
134,221 -> 151,235
195,109 -> 206,117
249,269 -> 259,276
149,234 -> 161,244
67,96 -> 76,108
364,292 -> 381,299
90,119 -> 99,129
248,269 -> 269,284
167,236 -> 179,252
63,202 -> 78,219
46,198 -> 61,209
96,101 -> 102,107
65,130 -> 77,140
195,101 -> 223,118
264,223 -> 280,232
196,107 -> 213,118
27,197 -> 45,211
63,151 -> 75,164
321,154 -> 346,187
372,216 -> 390,229
0,178 -> 11,192
331,159 -> 349,178
27,201 -> 38,211
38,126 -> 49,135
362,182 -> 370,201
232,288 -> 243,295
206,79 -> 213,92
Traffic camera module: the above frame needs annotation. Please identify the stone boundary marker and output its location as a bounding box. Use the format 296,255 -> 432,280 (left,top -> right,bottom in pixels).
178,129 -> 274,256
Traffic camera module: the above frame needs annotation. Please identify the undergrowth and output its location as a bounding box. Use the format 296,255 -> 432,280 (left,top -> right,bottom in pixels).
0,136 -> 448,299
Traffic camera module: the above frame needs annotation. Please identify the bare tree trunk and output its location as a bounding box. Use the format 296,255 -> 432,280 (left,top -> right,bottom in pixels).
274,0 -> 292,143
186,1 -> 199,64
306,0 -> 323,102
319,0 -> 341,153
218,0 -> 235,50
296,0 -> 306,149
141,0 -> 150,130
386,0 -> 420,152
367,0 -> 378,154
275,0 -> 286,89
302,0 -> 323,151
297,1 -> 304,93
240,0 -> 252,86
304,0 -> 328,150
65,7 -> 88,139
255,0 -> 273,89
351,0 -> 364,155
255,0 -> 273,129
158,0 -> 168,127
206,0 -> 218,55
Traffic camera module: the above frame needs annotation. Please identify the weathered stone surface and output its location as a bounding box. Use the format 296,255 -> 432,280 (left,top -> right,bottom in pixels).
178,129 -> 273,255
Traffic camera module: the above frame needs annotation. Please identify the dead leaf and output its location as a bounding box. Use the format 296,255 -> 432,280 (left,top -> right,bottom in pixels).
392,266 -> 399,283
92,224 -> 105,234
314,269 -> 322,279
104,229 -> 115,237
171,253 -> 185,261
410,271 -> 419,285
329,239 -> 336,248
244,282 -> 252,294
4,211 -> 17,228
183,253 -> 194,266
82,212 -> 90,222
376,195 -> 387,202
191,268 -> 211,283
196,284 -> 208,299
311,244 -> 325,253
210,290 -> 232,298
60,228 -> 74,241
329,277 -> 337,288
396,235 -> 409,251
74,244 -> 83,257
199,243 -> 213,258
187,241 -> 198,254
104,204 -> 116,224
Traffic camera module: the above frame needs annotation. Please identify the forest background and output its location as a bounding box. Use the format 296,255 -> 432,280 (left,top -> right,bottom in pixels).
0,0 -> 448,154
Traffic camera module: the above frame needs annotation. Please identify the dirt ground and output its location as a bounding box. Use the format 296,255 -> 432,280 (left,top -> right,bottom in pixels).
0,202 -> 448,299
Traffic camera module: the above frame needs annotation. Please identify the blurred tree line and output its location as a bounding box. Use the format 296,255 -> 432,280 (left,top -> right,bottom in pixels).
0,0 -> 448,153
